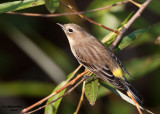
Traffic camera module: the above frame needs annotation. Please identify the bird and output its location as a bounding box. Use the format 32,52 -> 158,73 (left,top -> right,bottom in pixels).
57,23 -> 143,112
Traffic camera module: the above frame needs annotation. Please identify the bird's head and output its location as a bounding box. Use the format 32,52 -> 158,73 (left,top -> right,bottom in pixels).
57,23 -> 90,44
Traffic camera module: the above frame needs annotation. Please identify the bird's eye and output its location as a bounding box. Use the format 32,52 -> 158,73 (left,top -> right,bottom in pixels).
68,28 -> 73,33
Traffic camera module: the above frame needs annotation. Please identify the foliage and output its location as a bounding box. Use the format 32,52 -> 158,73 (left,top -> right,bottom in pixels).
0,0 -> 159,114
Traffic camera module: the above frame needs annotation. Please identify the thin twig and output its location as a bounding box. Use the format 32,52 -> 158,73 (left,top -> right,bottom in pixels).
127,91 -> 142,114
59,0 -> 120,34
74,81 -> 86,114
6,0 -> 129,17
129,0 -> 141,8
110,0 -> 152,50
68,64 -> 83,81
21,70 -> 89,113
27,78 -> 85,114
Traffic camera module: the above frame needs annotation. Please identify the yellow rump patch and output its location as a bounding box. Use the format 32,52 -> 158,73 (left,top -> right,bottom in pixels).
112,67 -> 123,78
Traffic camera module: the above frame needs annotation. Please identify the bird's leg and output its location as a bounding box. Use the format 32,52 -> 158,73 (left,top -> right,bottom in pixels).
83,73 -> 99,80
127,91 -> 142,114
21,70 -> 89,114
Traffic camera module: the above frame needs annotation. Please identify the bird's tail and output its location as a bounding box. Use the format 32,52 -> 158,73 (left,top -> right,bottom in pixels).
125,84 -> 143,106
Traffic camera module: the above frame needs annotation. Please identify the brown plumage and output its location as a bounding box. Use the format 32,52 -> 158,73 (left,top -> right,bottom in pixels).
57,23 -> 143,106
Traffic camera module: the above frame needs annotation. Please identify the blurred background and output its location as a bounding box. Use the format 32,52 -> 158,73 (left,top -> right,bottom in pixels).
0,0 -> 160,114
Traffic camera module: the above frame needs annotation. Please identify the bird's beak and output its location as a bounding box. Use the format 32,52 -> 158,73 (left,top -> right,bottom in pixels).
57,23 -> 64,29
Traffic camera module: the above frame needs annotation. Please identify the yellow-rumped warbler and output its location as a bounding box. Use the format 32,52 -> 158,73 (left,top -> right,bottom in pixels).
57,23 -> 143,106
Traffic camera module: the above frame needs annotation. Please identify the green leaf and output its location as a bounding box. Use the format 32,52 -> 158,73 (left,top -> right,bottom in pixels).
45,81 -> 66,114
117,12 -> 133,29
101,12 -> 133,46
0,0 -> 44,14
44,0 -> 59,13
44,73 -> 73,114
114,29 -> 147,52
85,78 -> 98,106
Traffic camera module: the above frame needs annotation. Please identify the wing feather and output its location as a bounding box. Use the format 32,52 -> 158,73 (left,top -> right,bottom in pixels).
72,42 -> 127,90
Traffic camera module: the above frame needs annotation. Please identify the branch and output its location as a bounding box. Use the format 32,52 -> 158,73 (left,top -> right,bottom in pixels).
5,0 -> 129,18
110,0 -> 152,50
21,70 -> 89,113
27,78 -> 85,114
59,0 -> 120,34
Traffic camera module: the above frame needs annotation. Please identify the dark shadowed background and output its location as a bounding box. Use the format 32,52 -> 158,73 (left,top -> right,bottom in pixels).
0,0 -> 160,114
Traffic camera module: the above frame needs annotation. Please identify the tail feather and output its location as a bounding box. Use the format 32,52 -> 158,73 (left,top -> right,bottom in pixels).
126,84 -> 143,106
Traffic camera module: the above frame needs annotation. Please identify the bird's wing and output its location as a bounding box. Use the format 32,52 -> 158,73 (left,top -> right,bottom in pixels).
72,43 -> 127,90
82,59 -> 127,90
79,57 -> 143,104
72,43 -> 143,105
111,53 -> 133,80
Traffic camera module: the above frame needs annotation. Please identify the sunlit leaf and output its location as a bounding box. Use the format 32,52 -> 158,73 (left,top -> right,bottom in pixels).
44,0 -> 59,13
117,12 -> 133,28
45,72 -> 74,114
0,0 -> 44,14
45,81 -> 66,114
115,29 -> 147,52
101,12 -> 133,46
